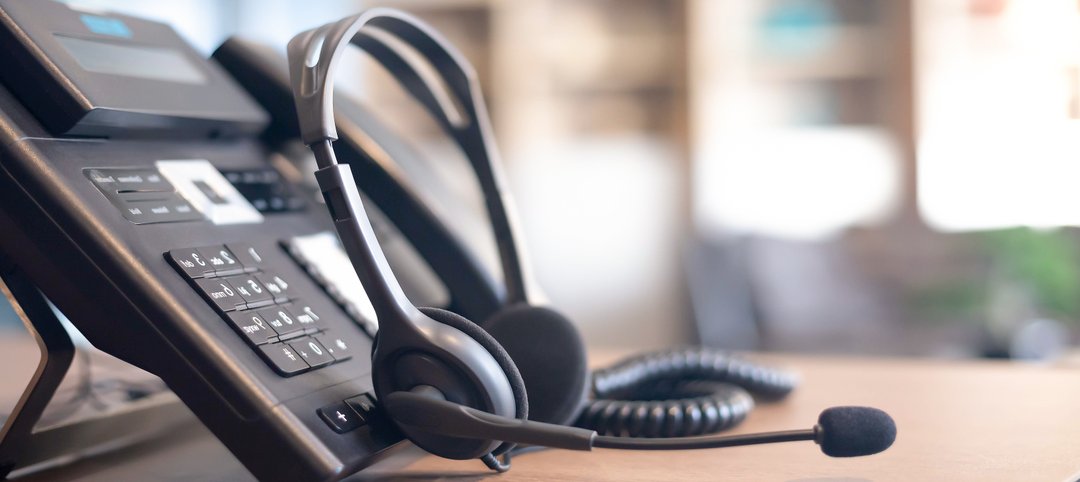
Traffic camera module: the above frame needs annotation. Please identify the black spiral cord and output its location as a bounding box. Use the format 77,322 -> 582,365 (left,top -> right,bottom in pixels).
575,348 -> 798,438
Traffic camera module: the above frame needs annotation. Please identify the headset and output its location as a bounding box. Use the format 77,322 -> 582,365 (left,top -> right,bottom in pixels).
287,8 -> 896,473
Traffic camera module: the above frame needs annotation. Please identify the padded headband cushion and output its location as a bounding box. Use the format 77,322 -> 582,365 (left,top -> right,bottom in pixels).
484,304 -> 589,426
418,306 -> 528,421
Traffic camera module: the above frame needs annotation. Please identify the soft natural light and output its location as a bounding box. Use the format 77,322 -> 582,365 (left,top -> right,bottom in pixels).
917,0 -> 1080,231
694,127 -> 900,240
919,126 -> 1080,231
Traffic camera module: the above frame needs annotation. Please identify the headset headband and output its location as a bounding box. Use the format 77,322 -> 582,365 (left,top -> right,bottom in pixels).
287,9 -> 534,311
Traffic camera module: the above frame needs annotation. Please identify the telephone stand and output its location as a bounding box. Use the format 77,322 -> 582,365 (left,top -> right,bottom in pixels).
0,259 -> 74,479
0,253 -> 191,480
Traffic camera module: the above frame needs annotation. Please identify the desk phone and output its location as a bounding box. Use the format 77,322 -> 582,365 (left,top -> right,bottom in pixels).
0,1 -> 501,480
0,1 -> 893,479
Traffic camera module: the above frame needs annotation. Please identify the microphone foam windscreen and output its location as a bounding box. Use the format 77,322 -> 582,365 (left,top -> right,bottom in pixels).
817,406 -> 896,457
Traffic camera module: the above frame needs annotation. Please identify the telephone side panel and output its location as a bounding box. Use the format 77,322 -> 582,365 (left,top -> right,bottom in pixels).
0,83 -> 408,481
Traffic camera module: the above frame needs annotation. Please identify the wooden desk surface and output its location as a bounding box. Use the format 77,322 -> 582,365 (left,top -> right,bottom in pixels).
14,353 -> 1080,482
362,354 -> 1080,482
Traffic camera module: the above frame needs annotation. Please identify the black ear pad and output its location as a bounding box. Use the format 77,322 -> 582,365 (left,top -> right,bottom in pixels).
418,307 -> 528,428
483,304 -> 589,426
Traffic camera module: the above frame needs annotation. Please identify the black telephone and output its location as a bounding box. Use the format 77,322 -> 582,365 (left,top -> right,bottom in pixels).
0,1 -> 499,480
0,2 -> 891,479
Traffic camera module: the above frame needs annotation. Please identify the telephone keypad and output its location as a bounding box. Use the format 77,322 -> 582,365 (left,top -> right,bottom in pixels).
315,333 -> 354,362
292,304 -> 324,331
168,244 -> 359,377
194,277 -> 244,312
257,306 -> 304,339
226,311 -> 278,345
259,343 -> 309,375
256,273 -> 291,303
198,245 -> 244,277
168,247 -> 215,279
290,338 -> 334,368
226,242 -> 264,272
231,275 -> 274,309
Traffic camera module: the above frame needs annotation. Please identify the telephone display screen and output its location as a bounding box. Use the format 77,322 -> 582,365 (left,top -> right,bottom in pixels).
55,35 -> 206,85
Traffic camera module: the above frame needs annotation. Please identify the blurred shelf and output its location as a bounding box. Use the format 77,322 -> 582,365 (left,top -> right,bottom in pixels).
751,26 -> 883,81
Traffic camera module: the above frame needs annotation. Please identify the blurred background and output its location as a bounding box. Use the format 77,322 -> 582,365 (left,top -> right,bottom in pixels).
6,0 -> 1080,361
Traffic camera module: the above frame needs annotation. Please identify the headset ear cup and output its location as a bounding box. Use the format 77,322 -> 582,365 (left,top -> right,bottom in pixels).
484,304 -> 589,426
418,307 -> 527,456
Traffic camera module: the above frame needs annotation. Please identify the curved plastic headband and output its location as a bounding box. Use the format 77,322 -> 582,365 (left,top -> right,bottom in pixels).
287,8 -> 534,305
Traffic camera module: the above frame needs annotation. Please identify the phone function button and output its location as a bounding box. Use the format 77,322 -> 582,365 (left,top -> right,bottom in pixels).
315,333 -> 353,362
317,402 -> 364,433
258,343 -> 309,376
197,246 -> 244,277
122,195 -> 203,224
116,190 -> 174,202
231,275 -> 274,309
289,338 -> 334,368
344,394 -> 377,418
112,169 -> 172,192
226,311 -> 277,345
225,243 -> 264,273
258,306 -> 303,340
194,278 -> 244,312
166,248 -> 215,279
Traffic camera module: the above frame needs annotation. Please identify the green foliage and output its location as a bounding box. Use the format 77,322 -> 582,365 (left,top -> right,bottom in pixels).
909,280 -> 987,323
978,227 -> 1080,319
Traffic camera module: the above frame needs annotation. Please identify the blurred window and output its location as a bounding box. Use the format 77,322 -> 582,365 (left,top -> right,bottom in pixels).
690,0 -> 901,240
917,0 -> 1080,231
